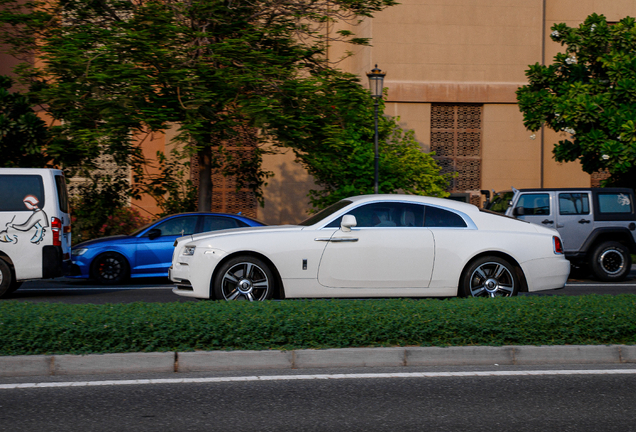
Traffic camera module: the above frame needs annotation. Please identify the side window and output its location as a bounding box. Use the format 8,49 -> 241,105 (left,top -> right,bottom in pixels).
201,216 -> 245,232
326,202 -> 425,228
0,175 -> 46,211
424,206 -> 467,228
559,193 -> 590,215
55,175 -> 69,213
149,216 -> 198,236
516,193 -> 550,215
598,193 -> 633,214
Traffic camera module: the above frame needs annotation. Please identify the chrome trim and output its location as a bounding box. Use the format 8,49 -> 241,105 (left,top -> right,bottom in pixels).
314,237 -> 358,242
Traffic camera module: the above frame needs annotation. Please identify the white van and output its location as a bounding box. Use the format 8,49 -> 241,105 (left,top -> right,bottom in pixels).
0,168 -> 72,297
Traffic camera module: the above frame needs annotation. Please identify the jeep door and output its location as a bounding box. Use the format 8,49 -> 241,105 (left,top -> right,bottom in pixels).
555,191 -> 594,253
513,192 -> 556,229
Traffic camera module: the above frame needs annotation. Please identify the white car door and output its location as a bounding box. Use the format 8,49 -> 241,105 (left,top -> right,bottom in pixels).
317,202 -> 435,288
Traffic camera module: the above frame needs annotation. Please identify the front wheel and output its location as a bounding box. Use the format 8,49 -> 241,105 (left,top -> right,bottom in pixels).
91,252 -> 130,285
213,256 -> 275,301
0,259 -> 13,299
460,256 -> 519,298
590,241 -> 631,282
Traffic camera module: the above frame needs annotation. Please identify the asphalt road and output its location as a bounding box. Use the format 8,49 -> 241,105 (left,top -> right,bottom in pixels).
5,268 -> 636,303
2,365 -> 636,431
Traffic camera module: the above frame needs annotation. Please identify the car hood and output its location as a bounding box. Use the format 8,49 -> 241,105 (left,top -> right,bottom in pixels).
179,225 -> 304,244
72,235 -> 132,249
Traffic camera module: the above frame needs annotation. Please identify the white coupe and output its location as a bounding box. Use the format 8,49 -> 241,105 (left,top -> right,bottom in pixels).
170,195 -> 570,300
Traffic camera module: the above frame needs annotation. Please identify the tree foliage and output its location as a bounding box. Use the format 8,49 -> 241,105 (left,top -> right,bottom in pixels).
256,70 -> 450,209
0,75 -> 52,167
517,14 -> 636,188
0,0 -> 398,210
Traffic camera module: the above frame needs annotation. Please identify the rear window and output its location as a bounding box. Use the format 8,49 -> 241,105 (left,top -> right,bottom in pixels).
598,193 -> 633,214
0,175 -> 45,211
55,175 -> 69,213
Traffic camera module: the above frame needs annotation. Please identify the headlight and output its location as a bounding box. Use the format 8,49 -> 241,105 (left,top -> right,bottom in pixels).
72,248 -> 88,256
183,245 -> 196,256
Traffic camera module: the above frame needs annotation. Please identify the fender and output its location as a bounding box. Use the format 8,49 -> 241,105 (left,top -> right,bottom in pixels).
579,227 -> 636,254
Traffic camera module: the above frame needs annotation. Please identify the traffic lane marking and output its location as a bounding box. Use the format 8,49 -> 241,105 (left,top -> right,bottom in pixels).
3,369 -> 636,390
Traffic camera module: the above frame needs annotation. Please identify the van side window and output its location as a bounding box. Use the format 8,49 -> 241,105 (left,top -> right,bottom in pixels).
0,175 -> 45,211
54,175 -> 69,213
559,193 -> 589,215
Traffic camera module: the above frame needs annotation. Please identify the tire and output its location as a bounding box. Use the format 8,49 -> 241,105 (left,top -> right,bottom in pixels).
0,259 -> 13,299
8,280 -> 22,294
460,256 -> 519,298
91,252 -> 130,285
213,256 -> 275,301
590,241 -> 631,282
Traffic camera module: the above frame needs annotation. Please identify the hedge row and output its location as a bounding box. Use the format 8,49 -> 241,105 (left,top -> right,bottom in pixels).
1,295 -> 635,356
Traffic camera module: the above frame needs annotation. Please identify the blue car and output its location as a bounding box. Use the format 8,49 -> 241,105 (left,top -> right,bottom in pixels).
69,212 -> 265,284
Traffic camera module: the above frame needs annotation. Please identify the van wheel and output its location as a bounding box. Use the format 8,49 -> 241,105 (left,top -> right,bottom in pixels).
590,241 -> 631,282
92,252 -> 129,285
0,259 -> 13,299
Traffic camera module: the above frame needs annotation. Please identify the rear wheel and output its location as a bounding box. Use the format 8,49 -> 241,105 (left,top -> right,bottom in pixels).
0,259 -> 13,299
590,241 -> 631,282
460,256 -> 519,298
91,252 -> 130,285
213,256 -> 275,301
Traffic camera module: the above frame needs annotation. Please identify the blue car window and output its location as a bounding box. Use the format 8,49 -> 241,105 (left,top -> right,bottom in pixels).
202,216 -> 245,232
150,216 -> 198,236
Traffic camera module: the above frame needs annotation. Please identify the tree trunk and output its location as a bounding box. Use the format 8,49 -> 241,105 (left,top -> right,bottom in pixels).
197,145 -> 212,211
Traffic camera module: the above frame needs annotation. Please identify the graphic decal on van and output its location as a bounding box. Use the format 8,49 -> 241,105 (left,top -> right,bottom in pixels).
0,195 -> 49,245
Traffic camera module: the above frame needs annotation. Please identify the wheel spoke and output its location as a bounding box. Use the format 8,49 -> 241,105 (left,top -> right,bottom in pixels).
253,280 -> 268,289
475,267 -> 488,280
226,289 -> 240,300
244,263 -> 253,279
224,273 -> 239,284
247,292 -> 255,301
470,285 -> 486,296
498,284 -> 514,295
493,264 -> 506,279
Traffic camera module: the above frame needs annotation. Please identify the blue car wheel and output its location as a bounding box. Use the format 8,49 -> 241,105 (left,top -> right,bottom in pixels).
92,252 -> 129,285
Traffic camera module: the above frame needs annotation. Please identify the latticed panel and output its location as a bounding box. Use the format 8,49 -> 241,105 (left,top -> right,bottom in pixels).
456,159 -> 481,192
189,132 -> 258,218
431,104 -> 456,129
457,105 -> 482,129
457,132 -> 481,157
591,169 -> 611,188
431,104 -> 482,194
430,132 -> 455,157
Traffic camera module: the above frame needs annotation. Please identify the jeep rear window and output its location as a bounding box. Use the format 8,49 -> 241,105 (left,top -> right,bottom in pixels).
598,193 -> 633,214
0,175 -> 45,211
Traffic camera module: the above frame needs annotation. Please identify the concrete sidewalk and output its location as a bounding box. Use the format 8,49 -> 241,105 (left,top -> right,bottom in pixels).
2,345 -> 636,377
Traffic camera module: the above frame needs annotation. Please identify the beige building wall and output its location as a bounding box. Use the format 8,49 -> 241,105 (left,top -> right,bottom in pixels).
258,0 -> 636,219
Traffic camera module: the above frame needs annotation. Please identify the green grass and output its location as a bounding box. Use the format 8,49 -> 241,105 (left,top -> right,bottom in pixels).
1,295 -> 635,356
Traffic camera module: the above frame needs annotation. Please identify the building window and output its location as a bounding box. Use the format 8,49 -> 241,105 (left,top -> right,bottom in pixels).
431,104 -> 482,206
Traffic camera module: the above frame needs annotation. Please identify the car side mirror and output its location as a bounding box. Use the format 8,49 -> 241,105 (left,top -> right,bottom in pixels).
513,206 -> 525,216
341,215 -> 357,232
147,228 -> 161,240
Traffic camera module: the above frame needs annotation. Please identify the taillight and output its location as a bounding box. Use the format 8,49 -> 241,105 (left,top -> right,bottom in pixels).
553,236 -> 563,254
51,217 -> 62,246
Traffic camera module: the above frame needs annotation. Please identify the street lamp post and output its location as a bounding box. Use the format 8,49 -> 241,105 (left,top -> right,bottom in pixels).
366,65 -> 386,194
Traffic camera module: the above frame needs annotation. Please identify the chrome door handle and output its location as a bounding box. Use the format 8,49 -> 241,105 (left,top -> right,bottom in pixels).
314,237 -> 358,242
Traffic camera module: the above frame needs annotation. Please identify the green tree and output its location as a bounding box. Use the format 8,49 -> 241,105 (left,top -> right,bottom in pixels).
0,75 -> 51,167
0,0 -> 397,209
258,70 -> 450,209
517,14 -> 636,188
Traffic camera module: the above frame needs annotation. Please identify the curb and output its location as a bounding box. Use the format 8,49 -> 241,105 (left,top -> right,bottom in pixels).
2,345 -> 636,377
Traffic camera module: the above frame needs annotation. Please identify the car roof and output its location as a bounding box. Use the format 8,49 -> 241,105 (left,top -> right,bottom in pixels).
345,194 -> 478,213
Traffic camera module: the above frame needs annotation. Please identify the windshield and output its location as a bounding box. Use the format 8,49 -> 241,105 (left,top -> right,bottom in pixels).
487,191 -> 514,214
298,200 -> 353,226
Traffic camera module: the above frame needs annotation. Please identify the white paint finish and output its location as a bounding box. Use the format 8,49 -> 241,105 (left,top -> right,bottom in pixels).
170,194 -> 570,299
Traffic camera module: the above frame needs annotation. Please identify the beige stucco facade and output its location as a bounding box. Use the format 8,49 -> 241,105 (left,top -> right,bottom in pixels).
259,0 -> 636,223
